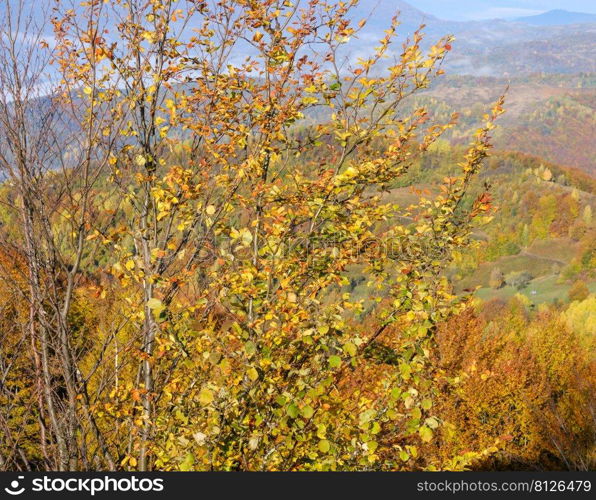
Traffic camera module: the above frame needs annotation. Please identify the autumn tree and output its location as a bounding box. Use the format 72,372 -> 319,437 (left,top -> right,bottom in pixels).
0,0 -> 117,469
489,268 -> 504,289
434,301 -> 595,470
0,0 -> 504,471
568,280 -> 590,303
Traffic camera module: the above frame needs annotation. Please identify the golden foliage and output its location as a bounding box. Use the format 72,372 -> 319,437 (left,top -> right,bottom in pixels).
433,298 -> 595,470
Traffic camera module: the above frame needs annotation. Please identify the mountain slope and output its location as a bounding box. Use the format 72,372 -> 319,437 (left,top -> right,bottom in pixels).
352,1 -> 596,76
407,74 -> 596,175
515,9 -> 596,26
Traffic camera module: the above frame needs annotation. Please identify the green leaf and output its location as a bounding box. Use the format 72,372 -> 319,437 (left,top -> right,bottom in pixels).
180,452 -> 194,471
301,405 -> 314,419
316,424 -> 326,439
317,325 -> 330,335
343,342 -> 357,357
245,341 -> 257,356
399,362 -> 412,380
359,409 -> 376,425
421,398 -> 432,410
287,403 -> 299,419
329,355 -> 341,368
318,439 -> 330,453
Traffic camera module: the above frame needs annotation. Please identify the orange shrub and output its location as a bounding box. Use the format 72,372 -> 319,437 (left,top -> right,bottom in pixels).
432,299 -> 595,470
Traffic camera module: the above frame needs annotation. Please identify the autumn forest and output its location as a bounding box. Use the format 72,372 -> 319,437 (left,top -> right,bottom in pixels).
0,0 -> 593,472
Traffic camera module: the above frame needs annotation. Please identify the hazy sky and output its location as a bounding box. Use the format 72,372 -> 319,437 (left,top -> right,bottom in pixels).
403,0 -> 596,20
3,1 -> 596,29
4,1 -> 596,22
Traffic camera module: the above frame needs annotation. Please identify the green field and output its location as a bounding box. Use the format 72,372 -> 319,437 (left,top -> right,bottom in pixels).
456,253 -> 562,291
474,275 -> 596,304
526,238 -> 578,263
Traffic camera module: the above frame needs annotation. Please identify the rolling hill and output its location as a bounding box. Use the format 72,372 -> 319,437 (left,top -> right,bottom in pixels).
351,1 -> 596,76
515,9 -> 596,26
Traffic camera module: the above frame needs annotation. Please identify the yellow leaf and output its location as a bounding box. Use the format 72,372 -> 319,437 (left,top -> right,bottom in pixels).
343,166 -> 358,178
147,298 -> 162,310
419,426 -> 433,443
302,96 -> 318,106
247,367 -> 259,381
241,228 -> 253,246
318,439 -> 330,453
198,388 -> 214,406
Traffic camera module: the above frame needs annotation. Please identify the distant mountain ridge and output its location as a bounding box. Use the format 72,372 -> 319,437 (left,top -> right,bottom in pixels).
514,9 -> 596,26
352,1 -> 596,76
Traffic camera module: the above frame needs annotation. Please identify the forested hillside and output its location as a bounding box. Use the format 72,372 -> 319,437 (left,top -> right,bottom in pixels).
0,0 -> 593,472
